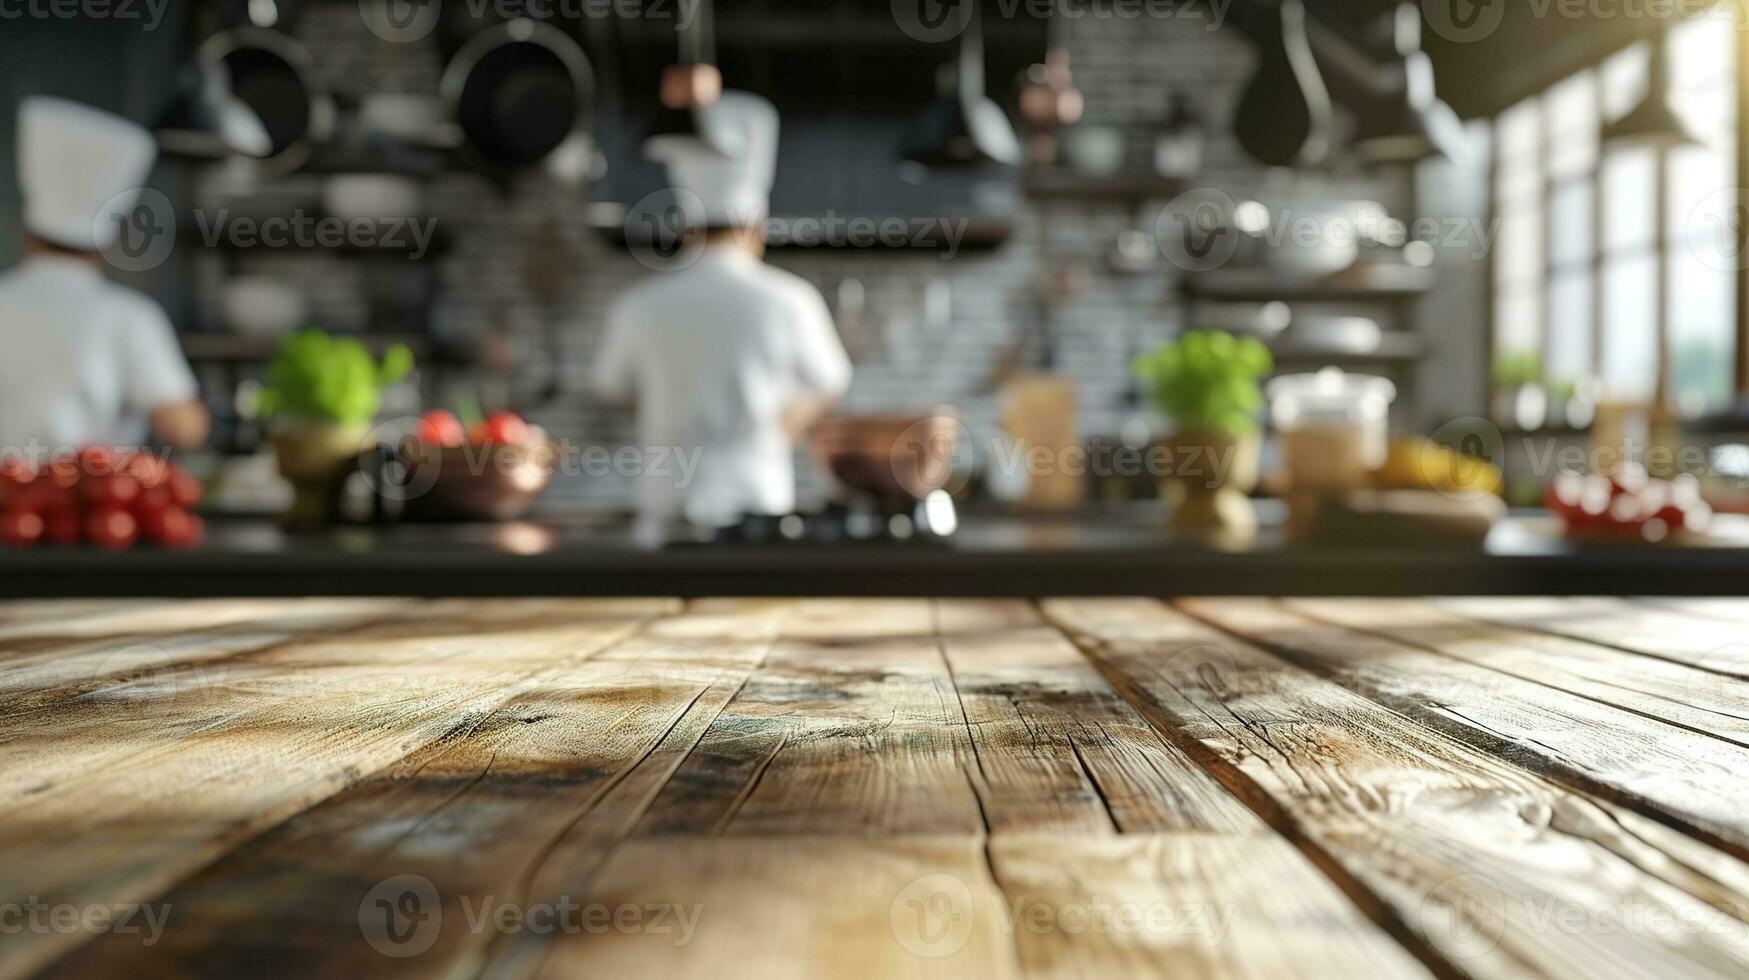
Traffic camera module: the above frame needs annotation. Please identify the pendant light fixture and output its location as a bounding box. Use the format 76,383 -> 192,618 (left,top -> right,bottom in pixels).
1232,0 -> 1333,169
901,0 -> 1022,169
1601,25 -> 1700,149
1353,3 -> 1467,164
644,0 -> 727,158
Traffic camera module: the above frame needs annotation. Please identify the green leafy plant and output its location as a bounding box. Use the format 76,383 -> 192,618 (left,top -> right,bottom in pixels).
1133,330 -> 1273,436
1492,351 -> 1544,389
257,330 -> 413,426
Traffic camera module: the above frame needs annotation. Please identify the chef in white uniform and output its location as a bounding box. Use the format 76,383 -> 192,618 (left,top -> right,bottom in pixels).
595,92 -> 852,546
0,96 -> 210,456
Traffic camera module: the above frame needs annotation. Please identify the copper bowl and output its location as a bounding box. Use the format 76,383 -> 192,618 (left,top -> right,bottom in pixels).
400,440 -> 557,522
807,412 -> 960,505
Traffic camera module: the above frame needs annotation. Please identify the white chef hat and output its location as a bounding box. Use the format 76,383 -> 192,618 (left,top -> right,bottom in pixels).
647,91 -> 779,229
17,96 -> 158,251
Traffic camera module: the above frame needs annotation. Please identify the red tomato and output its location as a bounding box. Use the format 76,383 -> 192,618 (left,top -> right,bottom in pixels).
0,457 -> 33,485
85,506 -> 139,550
470,411 -> 531,447
124,453 -> 169,490
136,483 -> 174,518
143,506 -> 204,549
83,473 -> 141,509
1,510 -> 44,548
9,478 -> 70,517
416,410 -> 466,448
77,445 -> 116,477
167,469 -> 203,509
44,457 -> 81,490
43,508 -> 83,546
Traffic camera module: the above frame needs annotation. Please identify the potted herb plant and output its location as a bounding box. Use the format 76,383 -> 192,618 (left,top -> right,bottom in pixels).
1133,330 -> 1273,545
257,330 -> 413,527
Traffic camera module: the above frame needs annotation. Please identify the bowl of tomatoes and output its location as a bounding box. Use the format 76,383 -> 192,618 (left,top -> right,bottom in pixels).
1545,465 -> 1713,546
398,410 -> 556,521
1,447 -> 205,551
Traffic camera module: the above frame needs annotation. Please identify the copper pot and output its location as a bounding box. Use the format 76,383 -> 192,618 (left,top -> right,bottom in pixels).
808,413 -> 960,506
401,440 -> 556,522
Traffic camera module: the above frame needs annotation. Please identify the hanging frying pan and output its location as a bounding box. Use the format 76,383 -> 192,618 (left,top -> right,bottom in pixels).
440,19 -> 594,169
197,27 -> 334,173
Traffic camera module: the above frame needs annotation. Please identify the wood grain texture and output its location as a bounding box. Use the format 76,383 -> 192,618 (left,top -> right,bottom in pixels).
1046,597 -> 1749,980
1194,598 -> 1749,857
0,598 -> 675,980
37,599 -> 789,980
8,597 -> 1749,980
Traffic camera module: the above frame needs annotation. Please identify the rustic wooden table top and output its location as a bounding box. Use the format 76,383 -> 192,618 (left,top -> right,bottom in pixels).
4,597 -> 1749,979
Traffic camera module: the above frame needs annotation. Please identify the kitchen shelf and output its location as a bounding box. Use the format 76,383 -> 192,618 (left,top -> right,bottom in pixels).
179,332 -> 476,365
1022,171 -> 1191,203
1269,332 -> 1424,363
1183,265 -> 1436,302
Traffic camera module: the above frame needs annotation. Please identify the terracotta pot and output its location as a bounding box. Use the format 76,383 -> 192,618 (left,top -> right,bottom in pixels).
273,422 -> 369,529
1159,428 -> 1261,549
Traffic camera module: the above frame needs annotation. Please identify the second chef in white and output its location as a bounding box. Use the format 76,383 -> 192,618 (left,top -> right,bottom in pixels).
594,91 -> 852,547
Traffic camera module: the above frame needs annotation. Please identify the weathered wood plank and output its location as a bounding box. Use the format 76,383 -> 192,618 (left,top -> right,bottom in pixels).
1286,598 -> 1749,751
989,834 -> 1431,980
37,599 -> 791,980
637,599 -> 985,837
1195,598 -> 1749,856
1046,598 -> 1749,980
0,598 -> 674,980
0,599 -> 419,710
534,835 -> 1024,980
1439,597 -> 1749,679
934,600 -> 1259,835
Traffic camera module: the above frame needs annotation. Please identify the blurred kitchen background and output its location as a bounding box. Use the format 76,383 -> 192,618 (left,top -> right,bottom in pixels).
0,0 -> 1742,517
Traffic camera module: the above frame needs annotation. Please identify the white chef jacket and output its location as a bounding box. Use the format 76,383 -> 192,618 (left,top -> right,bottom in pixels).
0,255 -> 198,454
595,249 -> 852,536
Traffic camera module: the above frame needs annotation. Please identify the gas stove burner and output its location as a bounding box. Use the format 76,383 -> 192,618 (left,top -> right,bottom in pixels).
688,490 -> 958,547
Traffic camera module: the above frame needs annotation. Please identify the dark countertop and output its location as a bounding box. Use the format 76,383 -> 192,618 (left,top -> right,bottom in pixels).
4,505 -> 1749,597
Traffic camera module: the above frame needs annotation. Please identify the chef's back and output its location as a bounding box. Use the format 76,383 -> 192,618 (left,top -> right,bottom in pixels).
0,97 -> 199,454
596,247 -> 849,530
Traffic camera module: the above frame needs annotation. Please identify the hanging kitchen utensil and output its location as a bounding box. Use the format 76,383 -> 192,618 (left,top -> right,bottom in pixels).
441,18 -> 595,169
901,0 -> 1021,169
1353,3 -> 1467,164
1233,0 -> 1333,169
1018,0 -> 1084,163
644,0 -> 728,158
192,27 -> 334,173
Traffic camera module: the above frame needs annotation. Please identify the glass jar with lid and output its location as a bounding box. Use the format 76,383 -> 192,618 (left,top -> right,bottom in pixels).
1267,368 -> 1397,490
